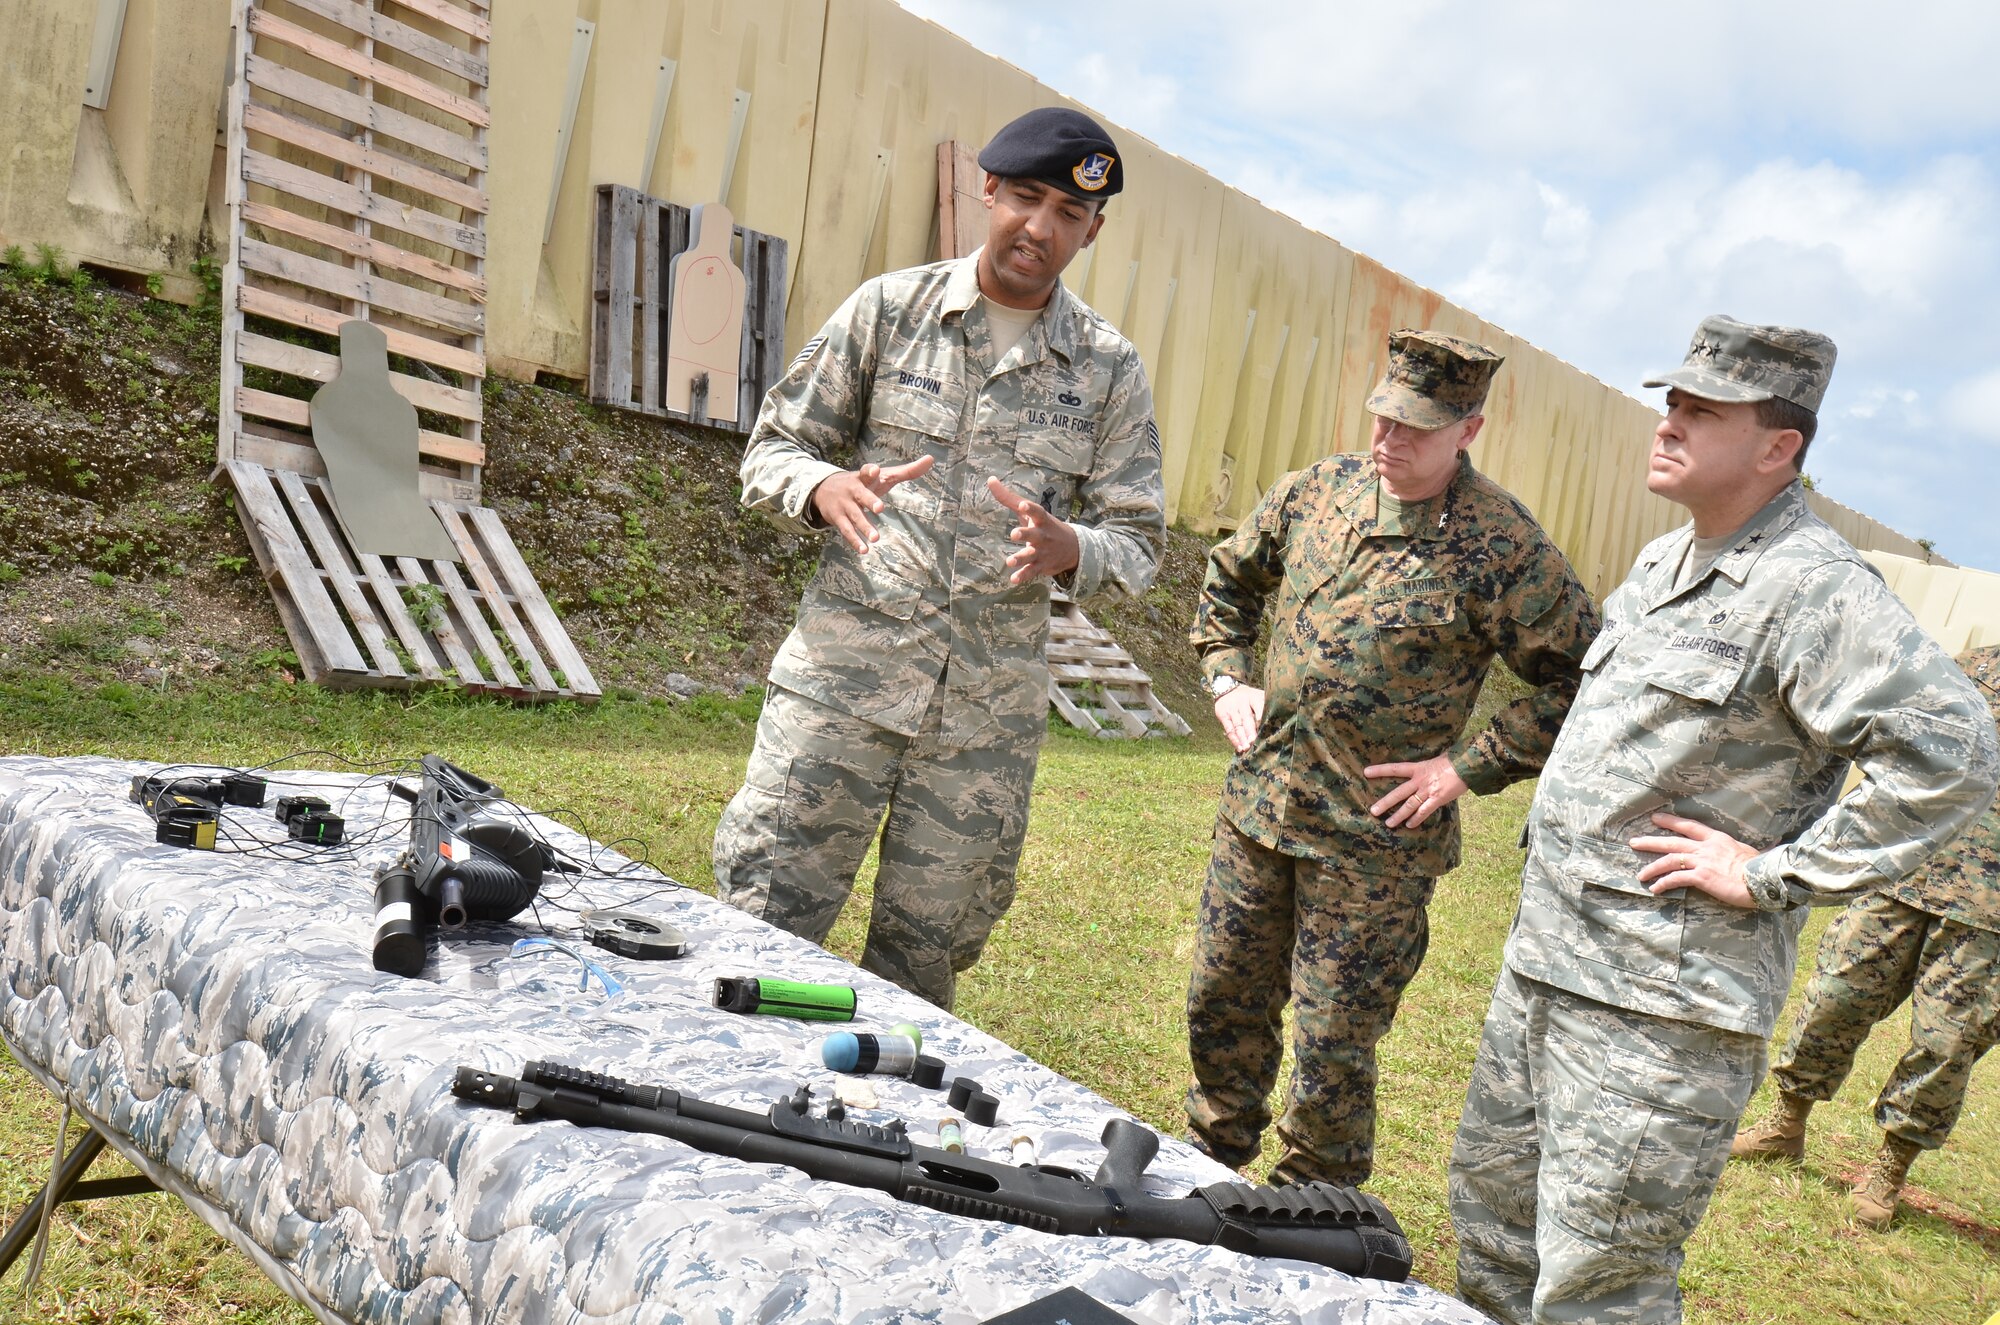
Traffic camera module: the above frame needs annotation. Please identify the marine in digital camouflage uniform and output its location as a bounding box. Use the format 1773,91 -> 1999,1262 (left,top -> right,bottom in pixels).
1184,331 -> 1600,1188
713,108 -> 1165,1010
1730,642 -> 2000,1229
1448,316 -> 2000,1324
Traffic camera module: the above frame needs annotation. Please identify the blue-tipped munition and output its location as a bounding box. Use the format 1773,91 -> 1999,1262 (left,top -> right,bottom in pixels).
820,1030 -> 920,1076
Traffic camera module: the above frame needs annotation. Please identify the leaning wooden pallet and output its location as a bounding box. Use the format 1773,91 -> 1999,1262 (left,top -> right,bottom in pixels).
215,0 -> 597,701
589,184 -> 789,430
1045,592 -> 1191,739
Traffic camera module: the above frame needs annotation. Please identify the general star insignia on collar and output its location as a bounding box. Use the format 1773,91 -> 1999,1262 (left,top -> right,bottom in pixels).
1732,532 -> 1767,555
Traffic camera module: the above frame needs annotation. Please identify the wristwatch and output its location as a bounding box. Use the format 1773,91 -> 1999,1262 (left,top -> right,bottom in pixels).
1206,674 -> 1240,699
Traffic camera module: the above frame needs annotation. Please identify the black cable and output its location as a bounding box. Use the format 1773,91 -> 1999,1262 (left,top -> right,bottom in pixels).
131,755 -> 694,918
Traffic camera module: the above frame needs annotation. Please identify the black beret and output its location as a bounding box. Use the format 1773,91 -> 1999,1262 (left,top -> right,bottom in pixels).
977,107 -> 1122,201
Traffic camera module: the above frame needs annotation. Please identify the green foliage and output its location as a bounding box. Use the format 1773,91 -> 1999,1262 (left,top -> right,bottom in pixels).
189,252 -> 222,312
88,570 -> 116,589
401,581 -> 448,633
30,242 -> 67,281
213,553 -> 250,574
42,618 -> 125,662
0,562 -> 19,585
636,463 -> 668,502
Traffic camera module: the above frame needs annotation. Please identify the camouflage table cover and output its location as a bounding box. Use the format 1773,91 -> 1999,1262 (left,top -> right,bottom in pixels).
0,756 -> 1484,1325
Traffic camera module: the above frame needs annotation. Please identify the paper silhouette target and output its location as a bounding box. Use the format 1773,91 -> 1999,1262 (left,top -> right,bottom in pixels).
666,202 -> 748,423
308,319 -> 459,563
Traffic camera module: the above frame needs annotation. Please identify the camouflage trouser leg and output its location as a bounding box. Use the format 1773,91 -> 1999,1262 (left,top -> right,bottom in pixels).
1770,893 -> 1928,1107
1774,892 -> 2000,1148
1881,915 -> 2000,1147
1450,968 -> 1764,1325
713,685 -> 1039,1010
1184,813 -> 1431,1187
946,743 -> 1040,976
862,725 -> 1039,1008
713,686 -> 903,946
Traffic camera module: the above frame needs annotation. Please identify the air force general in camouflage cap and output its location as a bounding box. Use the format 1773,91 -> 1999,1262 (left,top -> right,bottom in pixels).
978,107 -> 1123,201
1643,314 -> 1838,413
1365,330 -> 1504,430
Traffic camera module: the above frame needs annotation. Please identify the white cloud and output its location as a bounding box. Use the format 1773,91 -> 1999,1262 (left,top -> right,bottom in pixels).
1067,53 -> 1181,139
890,0 -> 2000,567
1942,370 -> 2000,445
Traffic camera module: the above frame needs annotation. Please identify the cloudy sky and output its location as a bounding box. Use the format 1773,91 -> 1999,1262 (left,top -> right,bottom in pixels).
898,0 -> 2000,570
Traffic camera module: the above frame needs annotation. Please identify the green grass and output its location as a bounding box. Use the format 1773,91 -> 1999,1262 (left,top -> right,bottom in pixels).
0,676 -> 1995,1323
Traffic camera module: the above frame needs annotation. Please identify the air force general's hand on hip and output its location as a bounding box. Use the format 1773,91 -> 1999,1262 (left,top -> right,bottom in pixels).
1632,812 -> 1759,908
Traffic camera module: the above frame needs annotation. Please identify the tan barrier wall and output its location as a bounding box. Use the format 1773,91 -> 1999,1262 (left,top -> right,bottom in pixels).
1863,551 -> 2000,653
0,0 -> 1954,596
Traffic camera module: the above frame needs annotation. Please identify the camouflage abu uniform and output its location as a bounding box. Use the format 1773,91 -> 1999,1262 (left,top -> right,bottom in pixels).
1767,644 -> 2000,1150
714,251 -> 1164,1009
1186,332 -> 1600,1187
1449,318 -> 2000,1325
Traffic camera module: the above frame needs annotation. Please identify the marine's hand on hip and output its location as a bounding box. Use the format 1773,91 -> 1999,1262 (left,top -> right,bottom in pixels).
988,477 -> 1080,584
811,455 -> 936,554
1363,755 -> 1471,829
1632,812 -> 1759,908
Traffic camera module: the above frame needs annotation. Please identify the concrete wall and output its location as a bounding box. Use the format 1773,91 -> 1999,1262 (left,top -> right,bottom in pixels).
0,0 -> 1968,608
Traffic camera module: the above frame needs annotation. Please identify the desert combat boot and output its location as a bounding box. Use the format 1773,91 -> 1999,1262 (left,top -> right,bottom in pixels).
1729,1091 -> 1812,1163
1851,1134 -> 1922,1230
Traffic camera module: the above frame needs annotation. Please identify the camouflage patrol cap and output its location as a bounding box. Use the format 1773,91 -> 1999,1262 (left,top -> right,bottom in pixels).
1365,331 -> 1504,430
1643,314 -> 1837,413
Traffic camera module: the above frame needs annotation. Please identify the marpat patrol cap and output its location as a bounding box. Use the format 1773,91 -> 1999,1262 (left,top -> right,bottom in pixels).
1365,330 -> 1504,430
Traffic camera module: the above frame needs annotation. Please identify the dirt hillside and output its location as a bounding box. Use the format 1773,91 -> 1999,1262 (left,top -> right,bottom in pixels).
0,260 -> 1217,724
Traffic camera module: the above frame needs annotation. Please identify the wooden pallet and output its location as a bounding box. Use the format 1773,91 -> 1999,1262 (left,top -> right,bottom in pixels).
935,141 -> 984,260
590,184 -> 789,431
224,460 -> 599,700
219,0 -> 491,505
1045,592 -> 1191,739
213,0 -> 595,702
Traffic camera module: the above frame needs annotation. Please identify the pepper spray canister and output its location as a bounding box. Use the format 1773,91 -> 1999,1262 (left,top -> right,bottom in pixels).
713,976 -> 857,1021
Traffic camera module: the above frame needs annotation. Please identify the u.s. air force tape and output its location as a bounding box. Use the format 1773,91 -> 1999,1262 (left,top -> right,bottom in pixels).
580,908 -> 689,960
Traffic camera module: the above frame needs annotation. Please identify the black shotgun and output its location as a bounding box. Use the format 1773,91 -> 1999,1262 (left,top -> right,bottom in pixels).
453,1061 -> 1412,1280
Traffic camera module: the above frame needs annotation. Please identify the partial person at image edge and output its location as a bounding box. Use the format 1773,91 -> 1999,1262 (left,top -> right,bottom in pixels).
1730,641 -> 2000,1230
